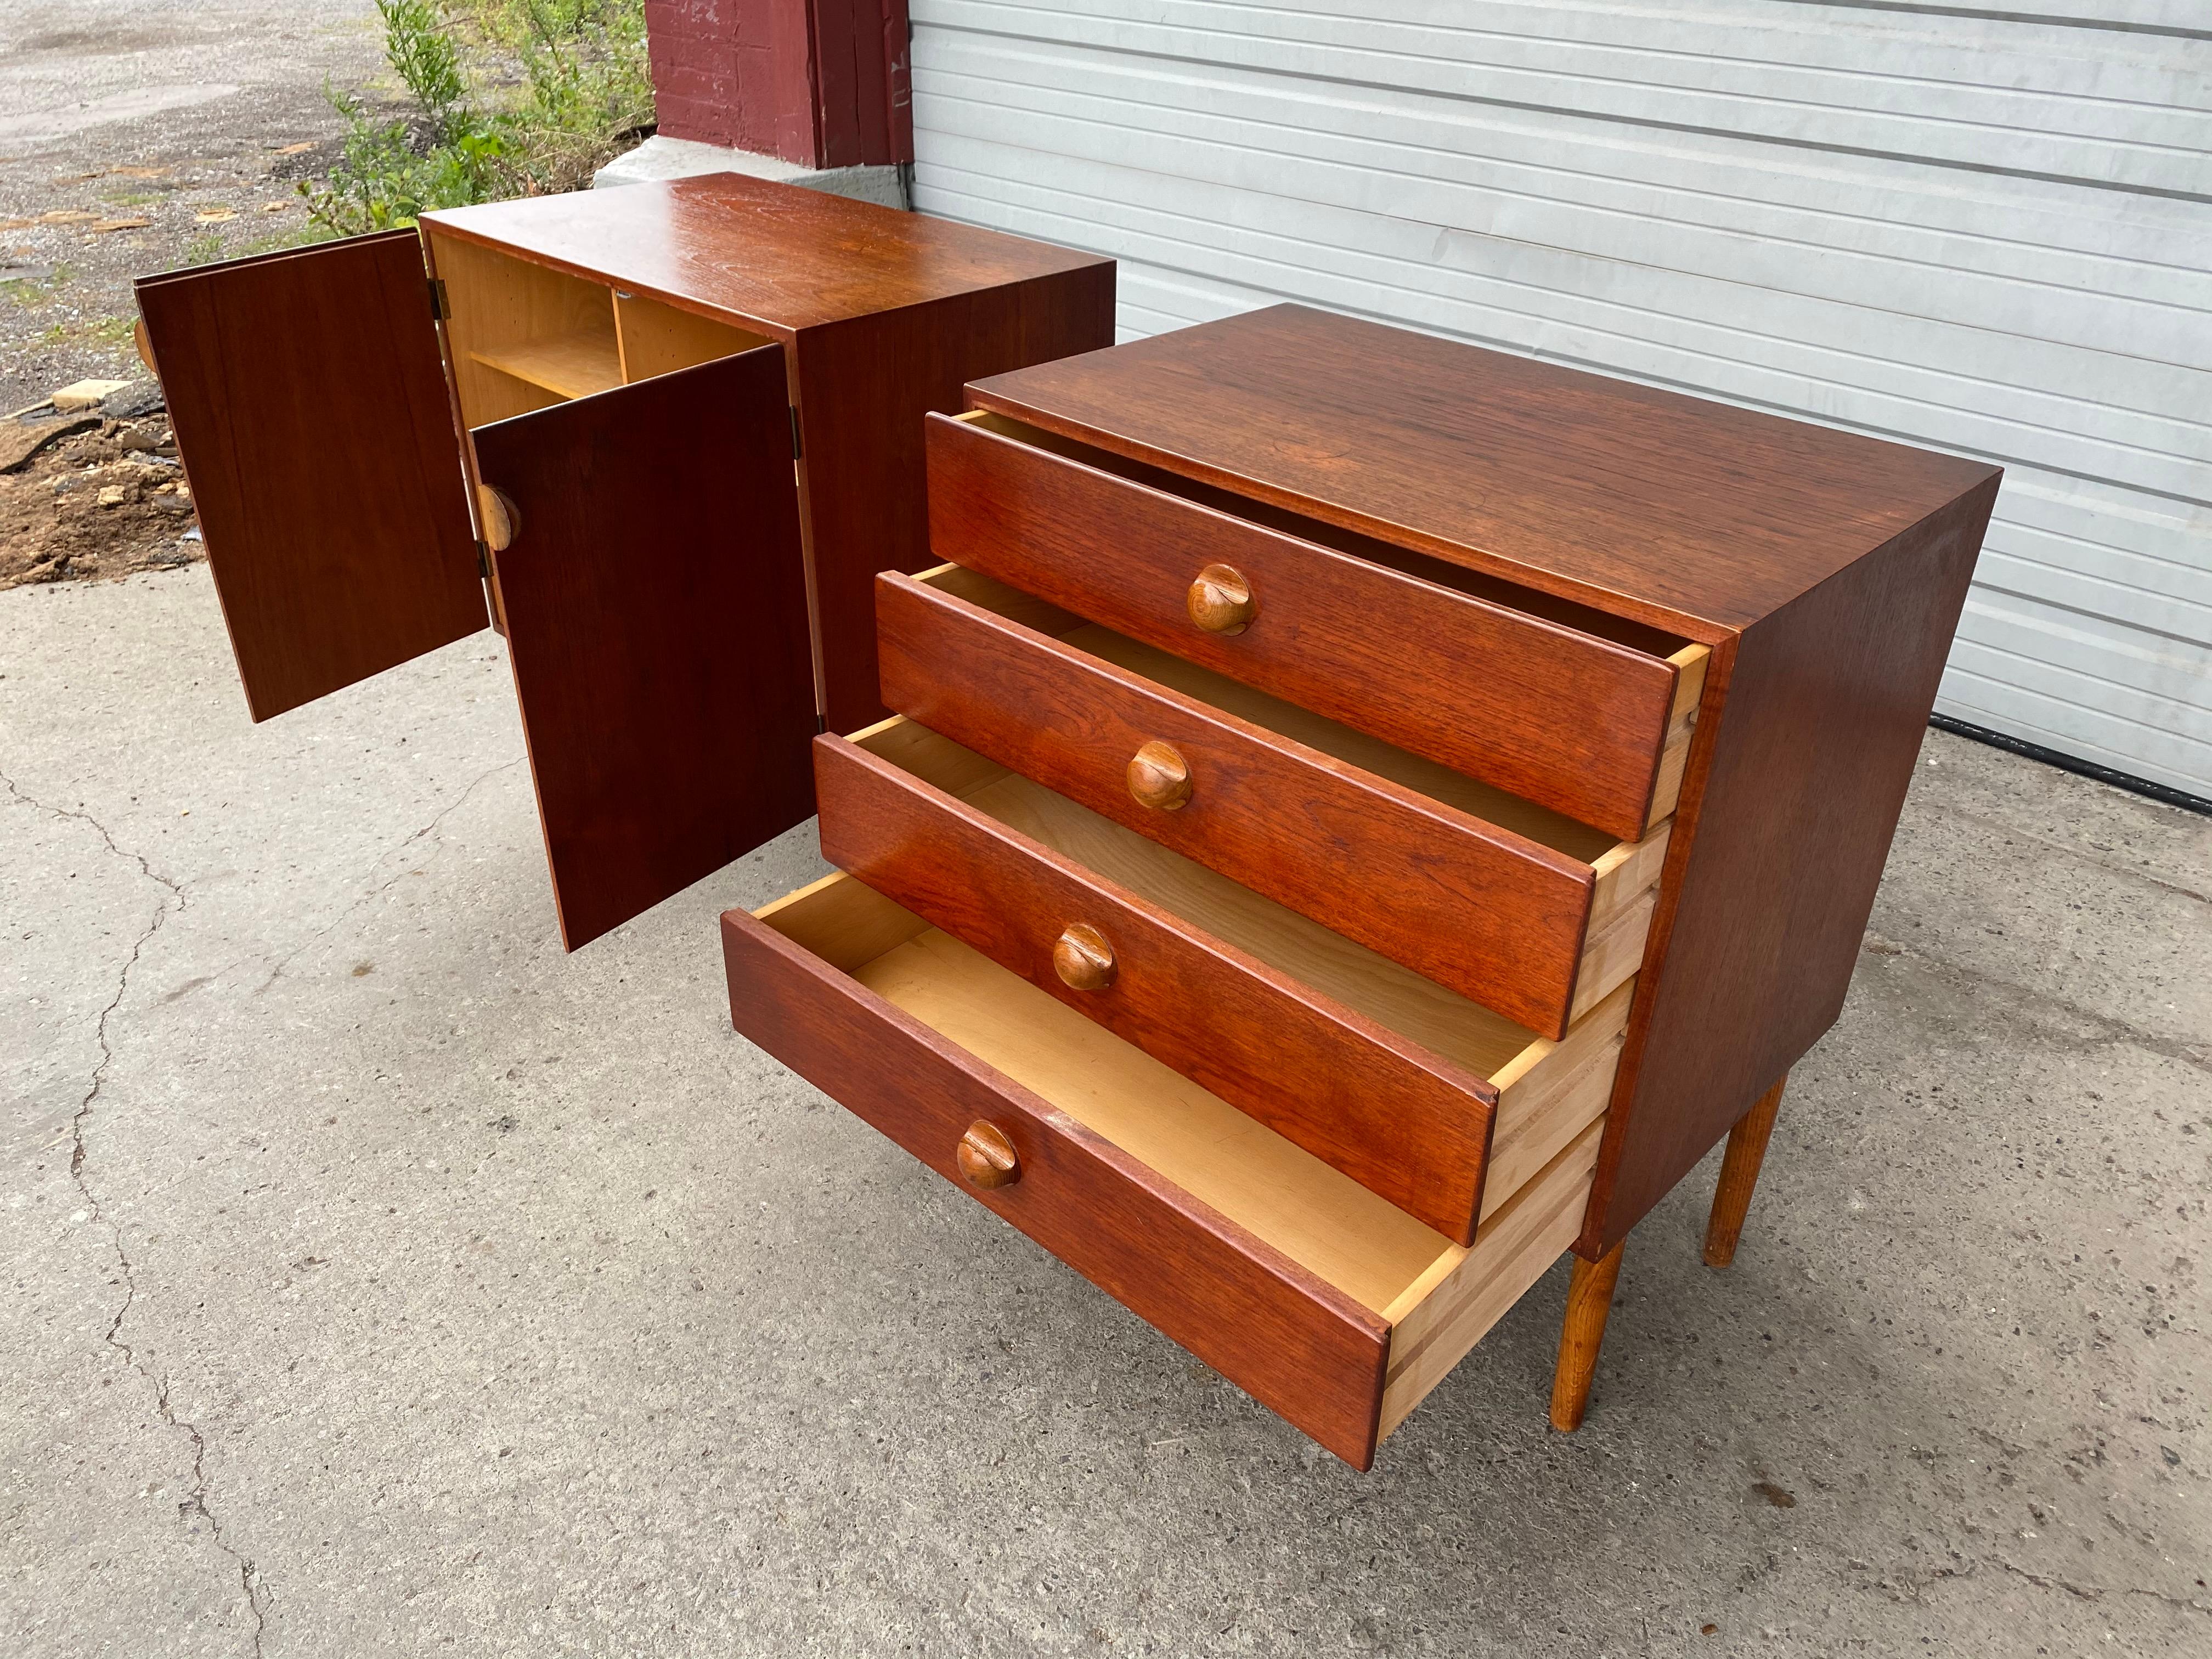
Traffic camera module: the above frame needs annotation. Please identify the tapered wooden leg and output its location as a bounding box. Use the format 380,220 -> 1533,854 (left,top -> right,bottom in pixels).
1549,1240 -> 1625,1432
1703,1076 -> 1787,1269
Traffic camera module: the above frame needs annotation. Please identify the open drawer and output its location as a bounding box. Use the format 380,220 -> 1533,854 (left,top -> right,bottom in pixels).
816,716 -> 1630,1244
721,872 -> 1606,1469
877,566 -> 1670,1039
928,408 -> 1709,840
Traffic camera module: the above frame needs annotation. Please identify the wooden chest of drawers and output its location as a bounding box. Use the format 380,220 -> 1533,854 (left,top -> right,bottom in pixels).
721,304 -> 2002,1468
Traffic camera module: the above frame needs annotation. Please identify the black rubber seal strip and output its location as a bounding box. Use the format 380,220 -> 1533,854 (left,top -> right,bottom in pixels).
1928,714 -> 2211,817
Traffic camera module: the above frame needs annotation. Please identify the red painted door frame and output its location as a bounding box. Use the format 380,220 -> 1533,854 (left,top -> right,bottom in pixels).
643,1 -> 914,170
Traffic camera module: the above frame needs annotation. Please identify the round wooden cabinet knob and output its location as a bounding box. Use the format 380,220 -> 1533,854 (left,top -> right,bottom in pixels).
1052,923 -> 1116,991
956,1120 -> 1020,1189
476,484 -> 520,554
1186,563 -> 1256,635
1126,740 -> 1192,811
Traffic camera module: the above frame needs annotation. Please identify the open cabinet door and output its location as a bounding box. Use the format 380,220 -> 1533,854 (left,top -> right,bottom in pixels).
471,343 -> 817,950
136,231 -> 486,720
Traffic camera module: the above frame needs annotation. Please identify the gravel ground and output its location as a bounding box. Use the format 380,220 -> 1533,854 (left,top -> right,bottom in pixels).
0,1 -> 386,415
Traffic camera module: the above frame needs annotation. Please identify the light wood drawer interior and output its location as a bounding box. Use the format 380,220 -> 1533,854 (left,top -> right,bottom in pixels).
431,232 -> 772,430
759,870 -> 1606,1446
849,715 -> 1631,1225
918,564 -> 1671,1025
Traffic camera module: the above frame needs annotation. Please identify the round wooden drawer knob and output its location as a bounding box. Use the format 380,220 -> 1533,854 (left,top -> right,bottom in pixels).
957,1120 -> 1020,1189
1052,923 -> 1116,991
1126,740 -> 1192,811
1187,563 -> 1256,634
476,484 -> 520,554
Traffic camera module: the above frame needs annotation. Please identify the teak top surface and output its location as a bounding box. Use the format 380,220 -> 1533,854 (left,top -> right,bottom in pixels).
424,173 -> 1110,338
966,304 -> 2000,634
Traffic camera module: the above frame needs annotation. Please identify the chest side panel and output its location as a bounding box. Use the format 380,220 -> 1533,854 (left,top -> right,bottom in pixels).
1582,475 -> 2001,1249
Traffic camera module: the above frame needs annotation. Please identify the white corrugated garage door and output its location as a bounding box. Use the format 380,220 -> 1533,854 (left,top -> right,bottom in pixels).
909,0 -> 2212,799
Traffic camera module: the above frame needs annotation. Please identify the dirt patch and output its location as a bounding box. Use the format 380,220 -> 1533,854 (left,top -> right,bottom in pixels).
1,415 -> 202,589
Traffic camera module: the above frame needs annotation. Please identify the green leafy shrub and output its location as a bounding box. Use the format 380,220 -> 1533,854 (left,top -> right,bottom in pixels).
303,0 -> 652,234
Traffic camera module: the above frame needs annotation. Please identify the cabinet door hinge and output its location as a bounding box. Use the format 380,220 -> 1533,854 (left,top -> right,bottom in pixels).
788,405 -> 803,460
475,539 -> 490,579
428,278 -> 450,321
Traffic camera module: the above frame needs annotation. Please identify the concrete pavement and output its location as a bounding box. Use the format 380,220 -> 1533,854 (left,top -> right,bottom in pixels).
3,565 -> 2208,1655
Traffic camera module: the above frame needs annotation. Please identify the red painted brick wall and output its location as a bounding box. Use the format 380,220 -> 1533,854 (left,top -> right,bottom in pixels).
644,0 -> 911,169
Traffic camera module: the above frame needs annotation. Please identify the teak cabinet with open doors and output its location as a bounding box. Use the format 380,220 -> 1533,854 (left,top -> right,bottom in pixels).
134,174 -> 1114,947
714,306 -> 2000,1468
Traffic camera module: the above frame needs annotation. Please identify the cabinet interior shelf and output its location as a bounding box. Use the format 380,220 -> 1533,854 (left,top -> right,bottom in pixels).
471,329 -> 622,401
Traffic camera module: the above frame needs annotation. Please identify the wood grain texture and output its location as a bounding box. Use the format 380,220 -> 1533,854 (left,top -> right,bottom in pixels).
843,719 -> 1592,1092
1044,611 -> 1664,1016
813,731 -> 1502,1242
1704,1075 -> 1786,1269
719,897 -> 1396,1468
426,173 -> 1111,338
1548,1238 -> 1626,1432
428,229 -> 614,428
1124,739 -> 1193,811
473,345 -> 815,950
854,927 -> 1452,1312
1379,1116 -> 1604,1440
1051,922 -> 1117,991
895,564 -> 1655,894
874,571 -> 1600,1036
1482,981 -> 1629,1221
1581,476 -> 2001,1250
470,332 -> 622,401
613,291 -> 769,382
926,409 -> 1684,839
1185,563 -> 1256,635
790,266 -> 1116,733
1646,647 -> 1709,828
428,178 -> 1112,737
964,304 -> 2002,637
956,1120 -> 1021,1189
938,415 -> 1692,658
134,230 -> 485,720
880,579 -> 1610,1035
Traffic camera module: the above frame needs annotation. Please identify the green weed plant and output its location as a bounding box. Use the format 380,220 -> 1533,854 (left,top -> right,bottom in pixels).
303,0 -> 652,234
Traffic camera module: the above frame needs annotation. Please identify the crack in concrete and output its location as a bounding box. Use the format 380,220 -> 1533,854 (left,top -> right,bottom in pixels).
1882,1555 -> 2211,1621
1913,799 -> 2212,907
1,772 -> 267,1657
251,757 -> 526,996
1997,1559 -> 2212,1616
1864,930 -> 2211,1081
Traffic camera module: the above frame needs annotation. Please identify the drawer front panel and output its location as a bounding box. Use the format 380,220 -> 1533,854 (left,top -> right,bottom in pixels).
927,413 -> 1682,842
719,906 -> 1393,1467
814,732 -> 1499,1243
875,573 -> 1598,1037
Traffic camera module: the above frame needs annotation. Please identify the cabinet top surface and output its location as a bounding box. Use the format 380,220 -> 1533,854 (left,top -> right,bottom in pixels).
967,305 -> 2000,633
422,173 -> 1110,335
